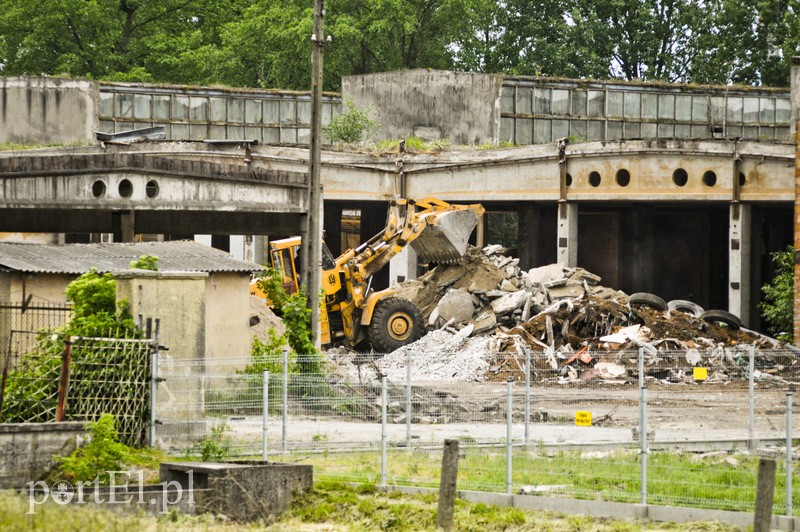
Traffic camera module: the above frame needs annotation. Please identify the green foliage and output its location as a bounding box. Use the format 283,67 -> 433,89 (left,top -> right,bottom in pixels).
53,414 -> 130,484
487,211 -> 518,250
0,270 -> 142,426
323,99 -> 376,144
1,0 -> 798,88
241,328 -> 294,375
197,423 -> 231,462
760,246 -> 794,342
129,254 -> 159,271
255,267 -> 288,310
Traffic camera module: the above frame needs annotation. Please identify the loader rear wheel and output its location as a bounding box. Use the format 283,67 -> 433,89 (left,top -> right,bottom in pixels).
368,297 -> 424,353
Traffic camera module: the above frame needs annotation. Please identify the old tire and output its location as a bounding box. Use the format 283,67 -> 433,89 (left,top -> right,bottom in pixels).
701,309 -> 742,330
628,292 -> 668,311
668,299 -> 705,317
368,297 -> 424,353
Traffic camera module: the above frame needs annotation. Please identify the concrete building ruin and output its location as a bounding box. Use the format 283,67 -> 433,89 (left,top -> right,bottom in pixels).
0,66 -> 798,332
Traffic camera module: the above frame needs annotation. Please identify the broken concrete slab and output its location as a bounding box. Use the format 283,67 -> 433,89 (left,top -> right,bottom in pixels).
490,290 -> 529,315
471,309 -> 497,334
525,264 -> 565,285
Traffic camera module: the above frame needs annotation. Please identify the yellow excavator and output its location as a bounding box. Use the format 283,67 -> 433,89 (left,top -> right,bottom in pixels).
252,197 -> 484,352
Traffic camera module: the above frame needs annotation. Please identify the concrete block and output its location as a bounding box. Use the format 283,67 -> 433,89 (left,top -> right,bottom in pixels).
160,461 -> 312,522
437,289 -> 475,324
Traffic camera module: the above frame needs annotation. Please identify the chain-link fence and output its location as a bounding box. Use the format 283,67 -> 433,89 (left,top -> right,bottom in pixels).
153,346 -> 800,514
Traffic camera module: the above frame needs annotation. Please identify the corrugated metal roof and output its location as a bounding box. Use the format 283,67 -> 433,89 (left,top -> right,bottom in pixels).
0,240 -> 264,275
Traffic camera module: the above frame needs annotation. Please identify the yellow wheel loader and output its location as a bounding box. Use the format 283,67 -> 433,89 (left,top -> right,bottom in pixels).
252,197 -> 484,352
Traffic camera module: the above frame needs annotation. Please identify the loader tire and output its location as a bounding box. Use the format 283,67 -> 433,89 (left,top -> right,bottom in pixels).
701,310 -> 742,331
368,297 -> 424,353
667,299 -> 705,317
628,292 -> 668,312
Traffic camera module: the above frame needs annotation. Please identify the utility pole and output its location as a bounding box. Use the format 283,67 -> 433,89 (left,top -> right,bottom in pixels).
304,0 -> 326,349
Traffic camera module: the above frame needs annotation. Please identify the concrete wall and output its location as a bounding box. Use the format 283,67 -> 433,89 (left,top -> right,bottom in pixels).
115,270 -> 207,361
0,422 -> 87,488
342,70 -> 503,145
0,77 -> 97,145
0,272 -> 73,304
204,273 -> 252,363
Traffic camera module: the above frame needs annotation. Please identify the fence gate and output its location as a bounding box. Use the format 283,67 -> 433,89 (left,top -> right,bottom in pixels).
0,302 -> 154,446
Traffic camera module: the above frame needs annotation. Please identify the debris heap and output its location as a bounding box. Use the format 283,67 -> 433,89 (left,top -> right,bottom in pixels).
363,244 -> 793,383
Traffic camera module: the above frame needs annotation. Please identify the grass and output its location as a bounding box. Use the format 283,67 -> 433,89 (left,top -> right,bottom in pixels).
270,447 -> 793,513
0,480 -> 743,531
0,141 -> 91,151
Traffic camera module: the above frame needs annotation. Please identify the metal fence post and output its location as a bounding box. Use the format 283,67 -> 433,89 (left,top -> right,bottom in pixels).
406,350 -> 412,449
506,378 -> 513,495
749,345 -> 756,448
787,386 -> 794,517
268,369 -> 269,462
56,336 -> 73,422
381,375 -> 388,488
524,347 -> 531,445
282,347 -> 288,453
639,347 -> 647,506
149,347 -> 158,447
149,319 -> 160,448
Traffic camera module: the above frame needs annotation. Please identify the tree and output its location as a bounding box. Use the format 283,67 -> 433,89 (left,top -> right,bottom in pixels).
760,246 -> 794,342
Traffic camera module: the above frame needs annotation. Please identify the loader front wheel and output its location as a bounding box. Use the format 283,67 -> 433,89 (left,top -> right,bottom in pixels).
368,297 -> 424,353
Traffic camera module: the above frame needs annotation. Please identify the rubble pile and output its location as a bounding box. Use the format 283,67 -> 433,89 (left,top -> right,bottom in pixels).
381,245 -> 792,383
393,245 -> 627,336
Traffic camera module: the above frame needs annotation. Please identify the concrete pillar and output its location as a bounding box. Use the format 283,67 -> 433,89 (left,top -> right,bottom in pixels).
557,202 -> 578,267
112,210 -> 135,243
230,235 -> 245,261
194,234 -> 212,247
791,58 -> 800,138
518,203 -> 541,270
729,203 -> 752,325
389,246 -> 417,286
794,124 -> 800,345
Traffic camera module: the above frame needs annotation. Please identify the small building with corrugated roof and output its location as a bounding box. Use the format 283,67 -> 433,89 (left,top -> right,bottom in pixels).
0,240 -> 264,362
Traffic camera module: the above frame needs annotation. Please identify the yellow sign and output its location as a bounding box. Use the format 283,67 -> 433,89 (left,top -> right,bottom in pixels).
575,411 -> 592,427
693,367 -> 708,381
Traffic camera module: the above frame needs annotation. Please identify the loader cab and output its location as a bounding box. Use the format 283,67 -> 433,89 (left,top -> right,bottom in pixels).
268,236 -> 337,295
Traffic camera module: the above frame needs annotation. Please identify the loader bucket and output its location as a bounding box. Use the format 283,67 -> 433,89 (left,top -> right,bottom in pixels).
411,207 -> 481,263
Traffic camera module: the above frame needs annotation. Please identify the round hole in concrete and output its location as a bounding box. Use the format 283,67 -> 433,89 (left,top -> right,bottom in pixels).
616,169 -> 631,187
118,179 -> 133,198
588,171 -> 601,187
672,168 -> 688,187
146,180 -> 160,199
702,170 -> 717,187
91,180 -> 106,198
565,173 -> 573,187
739,172 -> 746,187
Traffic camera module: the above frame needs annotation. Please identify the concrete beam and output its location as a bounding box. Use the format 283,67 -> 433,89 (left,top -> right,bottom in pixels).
0,208 -> 304,236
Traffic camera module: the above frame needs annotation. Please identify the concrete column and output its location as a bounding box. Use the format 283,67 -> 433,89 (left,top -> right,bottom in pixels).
556,202 -> 578,267
229,235 -> 245,261
518,203 -> 541,270
112,210 -> 135,243
389,246 -> 417,286
729,202 -> 752,325
194,234 -> 212,247
791,58 -> 800,138
794,125 -> 800,345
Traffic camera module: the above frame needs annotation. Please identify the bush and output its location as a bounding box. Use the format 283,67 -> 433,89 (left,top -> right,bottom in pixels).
54,414 -> 130,484
760,245 -> 794,342
323,98 -> 376,143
